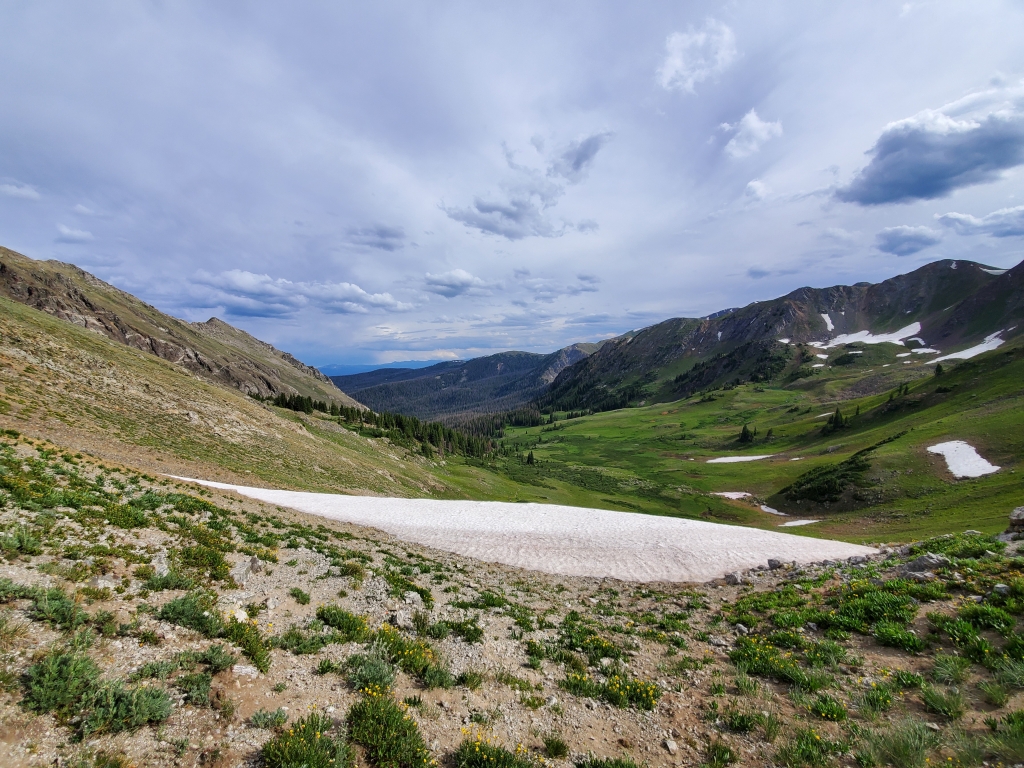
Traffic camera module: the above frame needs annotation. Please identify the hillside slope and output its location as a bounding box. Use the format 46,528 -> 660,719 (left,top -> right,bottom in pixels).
331,343 -> 601,422
542,259 -> 1023,413
0,246 -> 361,407
0,294 -> 441,496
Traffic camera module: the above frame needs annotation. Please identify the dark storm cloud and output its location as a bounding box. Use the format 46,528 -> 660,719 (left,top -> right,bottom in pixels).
875,226 -> 942,256
837,109 -> 1024,205
937,205 -> 1024,238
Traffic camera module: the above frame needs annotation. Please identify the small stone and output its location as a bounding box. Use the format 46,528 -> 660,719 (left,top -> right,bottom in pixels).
249,556 -> 263,574
724,572 -> 743,586
926,722 -> 941,732
545,695 -> 558,707
995,584 -> 1011,596
848,555 -> 868,565
767,558 -> 783,570
403,591 -> 424,608
969,595 -> 985,603
392,609 -> 415,630
1009,507 -> 1024,532
735,624 -> 749,635
708,636 -> 730,648
233,664 -> 259,678
664,739 -> 679,756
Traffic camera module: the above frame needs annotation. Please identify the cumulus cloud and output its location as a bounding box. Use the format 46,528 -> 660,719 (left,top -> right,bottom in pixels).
576,219 -> 599,232
445,133 -> 611,240
55,224 -> 94,243
346,224 -> 406,251
936,205 -> 1024,238
0,182 -> 41,200
514,271 -> 600,303
193,269 -> 411,317
424,269 -> 490,297
657,19 -> 737,93
837,87 -> 1024,205
875,225 -> 942,256
722,110 -> 782,159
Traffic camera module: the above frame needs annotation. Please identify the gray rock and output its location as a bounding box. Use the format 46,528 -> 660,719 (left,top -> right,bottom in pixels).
664,739 -> 679,756
908,571 -> 937,582
735,623 -> 750,635
994,584 -> 1011,596
708,635 -> 731,648
152,555 -> 170,577
848,555 -> 868,565
392,609 -> 415,630
403,591 -> 424,608
901,552 -> 950,575
1010,507 -> 1024,532
233,664 -> 259,678
767,558 -> 784,570
88,575 -> 116,590
724,572 -> 743,585
249,556 -> 263,574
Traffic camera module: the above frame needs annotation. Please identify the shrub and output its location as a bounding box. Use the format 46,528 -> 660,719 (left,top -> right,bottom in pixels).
893,669 -> 924,689
810,693 -> 847,721
315,606 -> 369,642
21,651 -> 100,720
158,592 -> 223,637
574,758 -> 638,768
198,644 -> 236,674
178,671 -> 212,706
980,680 -> 1010,707
559,671 -> 660,710
910,532 -> 1004,560
80,683 -> 171,735
959,603 -> 1016,636
805,640 -> 848,668
261,711 -> 351,768
861,684 -> 894,714
543,733 -> 569,759
422,664 -> 454,690
862,718 -> 938,768
873,621 -> 926,653
704,738 -> 737,767
721,704 -> 758,733
775,727 -> 847,767
921,685 -> 965,720
30,587 -> 90,631
224,618 -> 271,673
995,657 -> 1024,688
144,571 -> 195,592
347,647 -> 396,693
932,654 -> 971,685
348,693 -> 432,768
289,587 -> 311,605
457,669 -> 484,690
250,707 -> 288,729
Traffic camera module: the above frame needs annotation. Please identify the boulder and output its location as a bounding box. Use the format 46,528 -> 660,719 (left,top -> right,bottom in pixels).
900,553 -> 950,575
403,590 -> 424,608
767,558 -> 783,570
724,572 -> 743,585
1009,506 -> 1024,533
392,609 -> 415,631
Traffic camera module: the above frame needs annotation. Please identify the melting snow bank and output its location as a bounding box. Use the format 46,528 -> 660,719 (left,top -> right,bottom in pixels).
707,455 -> 775,464
933,330 -> 1008,363
781,520 -> 820,527
171,477 -> 874,583
927,441 -> 1000,478
811,322 -> 921,350
712,492 -> 752,500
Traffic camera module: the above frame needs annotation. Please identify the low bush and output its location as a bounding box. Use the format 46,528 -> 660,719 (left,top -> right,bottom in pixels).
315,606 -> 369,642
574,758 -> 638,768
261,711 -> 351,768
960,603 -> 1016,636
79,682 -> 171,735
158,592 -> 223,637
775,727 -> 847,767
861,683 -> 894,714
348,692 -> 432,768
177,671 -> 212,706
289,587 -> 311,605
249,707 -> 288,729
198,644 -> 236,674
21,651 -> 100,720
873,621 -> 926,653
454,731 -> 535,768
224,618 -> 271,673
142,570 -> 195,592
347,645 -> 396,693
560,671 -> 660,710
810,693 -> 847,721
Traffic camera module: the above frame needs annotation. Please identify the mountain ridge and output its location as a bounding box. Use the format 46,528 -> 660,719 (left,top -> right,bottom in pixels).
0,247 -> 361,408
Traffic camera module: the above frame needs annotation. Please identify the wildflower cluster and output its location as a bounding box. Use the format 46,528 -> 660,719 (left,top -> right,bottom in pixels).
454,728 -> 537,768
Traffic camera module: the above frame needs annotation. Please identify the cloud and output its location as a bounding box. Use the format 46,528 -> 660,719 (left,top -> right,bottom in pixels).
424,268 -> 489,297
445,133 -> 610,240
657,19 -> 737,94
836,90 -> 1024,205
0,182 -> 41,200
722,110 -> 782,159
747,267 -> 770,279
346,224 -> 406,251
936,205 -> 1024,238
514,271 -> 600,302
55,224 -> 94,243
193,269 -> 411,317
548,132 -> 612,183
875,225 -> 942,256
576,218 -> 599,232
745,180 -> 769,200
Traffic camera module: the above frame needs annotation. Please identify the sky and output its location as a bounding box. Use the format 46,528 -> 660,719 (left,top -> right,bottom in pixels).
1,2 -> 1023,367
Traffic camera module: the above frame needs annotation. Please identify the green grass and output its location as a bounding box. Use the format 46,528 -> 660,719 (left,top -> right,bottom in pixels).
250,707 -> 288,729
348,693 -> 432,768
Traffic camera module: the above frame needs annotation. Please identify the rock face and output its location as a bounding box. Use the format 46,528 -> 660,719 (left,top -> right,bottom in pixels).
899,552 -> 950,581
1008,507 -> 1024,533
0,247 -> 361,407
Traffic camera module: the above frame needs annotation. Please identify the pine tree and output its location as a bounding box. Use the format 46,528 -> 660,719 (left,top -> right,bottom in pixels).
526,450 -> 535,465
739,424 -> 753,443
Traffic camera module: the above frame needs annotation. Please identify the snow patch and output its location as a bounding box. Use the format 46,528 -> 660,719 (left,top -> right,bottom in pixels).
812,363 -> 825,368
896,353 -> 911,358
815,413 -> 833,418
821,313 -> 834,332
809,322 -> 921,350
927,441 -> 1000,478
815,354 -> 828,359
778,338 -> 790,344
913,348 -> 939,354
761,504 -> 785,516
707,455 -> 774,464
932,330 -> 1006,363
712,492 -> 751,500
982,268 -> 1007,275
780,520 -> 820,527
169,477 -> 875,582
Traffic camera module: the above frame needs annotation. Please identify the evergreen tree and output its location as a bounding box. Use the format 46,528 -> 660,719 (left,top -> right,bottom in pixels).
738,424 -> 754,443
526,450 -> 535,465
